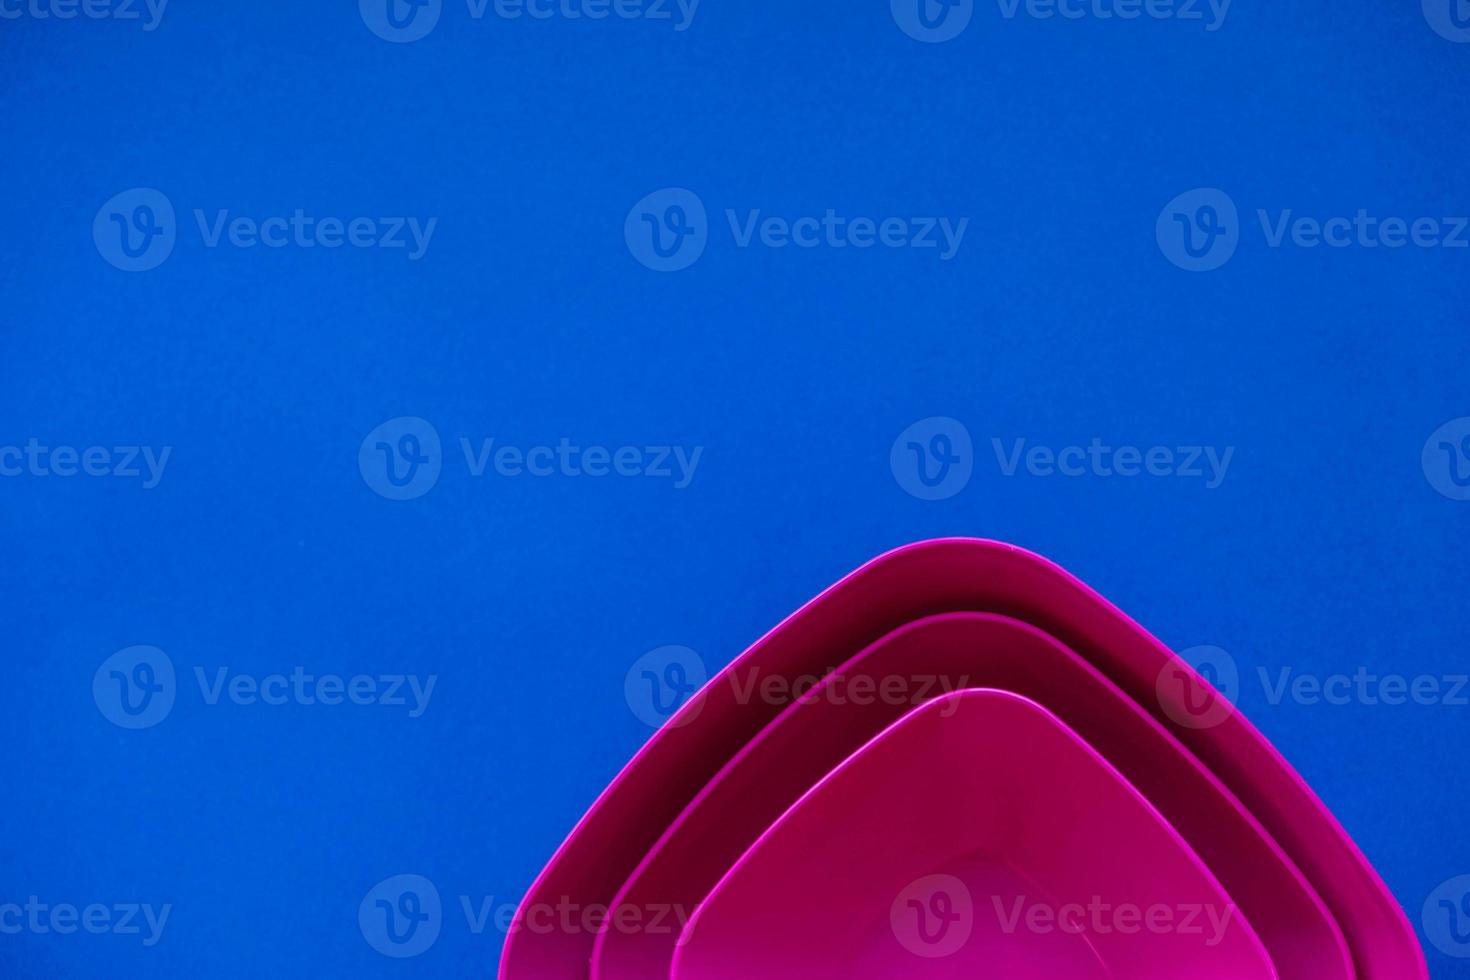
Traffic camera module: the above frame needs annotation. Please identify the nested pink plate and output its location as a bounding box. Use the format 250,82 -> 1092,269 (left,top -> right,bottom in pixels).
501,539 -> 1424,978
590,612 -> 1350,979
672,689 -> 1276,980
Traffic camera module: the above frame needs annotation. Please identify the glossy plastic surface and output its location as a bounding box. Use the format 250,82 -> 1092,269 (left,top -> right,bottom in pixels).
673,690 -> 1276,980
501,539 -> 1424,978
591,612 -> 1350,979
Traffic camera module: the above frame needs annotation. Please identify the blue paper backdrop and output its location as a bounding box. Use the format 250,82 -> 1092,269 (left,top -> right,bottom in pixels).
2,0 -> 1467,975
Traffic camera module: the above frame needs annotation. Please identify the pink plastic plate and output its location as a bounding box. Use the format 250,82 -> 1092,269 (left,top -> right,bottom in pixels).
672,689 -> 1277,980
502,539 -> 1423,978
590,612 -> 1350,979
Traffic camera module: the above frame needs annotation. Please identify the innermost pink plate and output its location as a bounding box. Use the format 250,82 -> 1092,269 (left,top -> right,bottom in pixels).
672,689 -> 1277,980
590,613 -> 1350,980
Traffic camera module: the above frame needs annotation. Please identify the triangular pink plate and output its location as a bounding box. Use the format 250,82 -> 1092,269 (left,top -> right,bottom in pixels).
673,689 -> 1276,980
591,612 -> 1349,979
501,539 -> 1424,978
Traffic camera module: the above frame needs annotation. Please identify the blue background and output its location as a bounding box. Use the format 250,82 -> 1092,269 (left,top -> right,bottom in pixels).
2,0 -> 1467,975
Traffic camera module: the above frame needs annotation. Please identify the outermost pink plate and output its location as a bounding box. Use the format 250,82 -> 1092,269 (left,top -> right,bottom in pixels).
501,539 -> 1425,978
590,612 -> 1351,979
672,689 -> 1276,980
